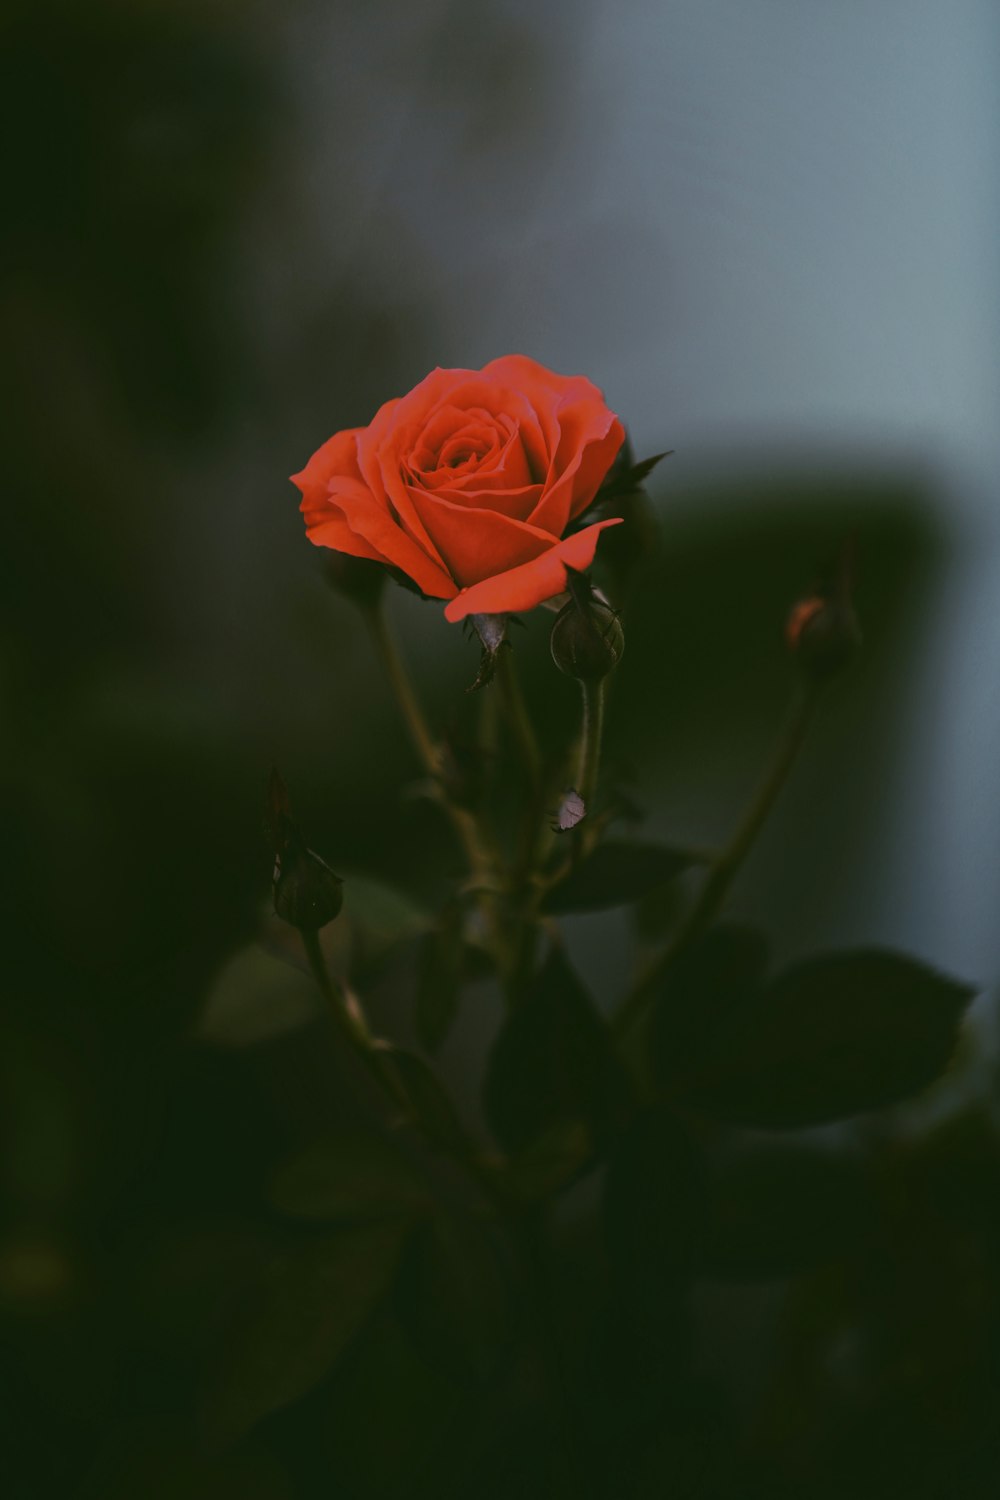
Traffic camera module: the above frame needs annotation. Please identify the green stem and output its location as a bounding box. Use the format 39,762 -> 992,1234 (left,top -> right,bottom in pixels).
496,647 -> 542,792
302,926 -> 507,1207
613,682 -> 820,1039
301,927 -> 409,1113
577,679 -> 606,823
364,601 -> 493,883
364,601 -> 440,776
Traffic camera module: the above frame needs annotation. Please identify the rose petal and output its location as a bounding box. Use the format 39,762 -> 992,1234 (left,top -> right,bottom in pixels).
305,509 -> 385,564
357,397 -> 452,573
443,518 -> 623,621
405,489 -> 560,588
323,483 -> 457,598
424,481 -> 543,518
397,369 -> 551,481
529,401 -> 625,535
291,427 -> 364,518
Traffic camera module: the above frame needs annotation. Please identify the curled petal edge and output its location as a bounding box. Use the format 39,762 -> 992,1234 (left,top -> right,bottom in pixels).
443,518 -> 623,623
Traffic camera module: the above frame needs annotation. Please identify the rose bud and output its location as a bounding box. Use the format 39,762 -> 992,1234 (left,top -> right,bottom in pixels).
265,771 -> 343,930
786,594 -> 861,680
550,594 -> 625,681
272,829 -> 344,931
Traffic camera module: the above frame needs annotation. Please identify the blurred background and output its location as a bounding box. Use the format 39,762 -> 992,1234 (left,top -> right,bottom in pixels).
2,1 -> 999,1496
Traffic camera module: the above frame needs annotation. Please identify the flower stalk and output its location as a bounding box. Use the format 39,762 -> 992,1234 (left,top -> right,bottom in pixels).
363,599 -> 494,882
576,678 -> 605,824
613,681 -> 820,1038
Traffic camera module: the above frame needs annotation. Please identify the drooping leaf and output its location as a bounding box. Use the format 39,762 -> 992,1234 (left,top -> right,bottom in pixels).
542,840 -> 694,914
484,948 -> 631,1154
672,949 -> 975,1129
415,904 -> 464,1052
266,1131 -> 430,1224
203,1220 -> 409,1446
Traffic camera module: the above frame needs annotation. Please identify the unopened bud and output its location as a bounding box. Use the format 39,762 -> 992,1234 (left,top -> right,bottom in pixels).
786,595 -> 861,679
273,835 -> 344,930
550,598 -> 625,682
265,769 -> 344,930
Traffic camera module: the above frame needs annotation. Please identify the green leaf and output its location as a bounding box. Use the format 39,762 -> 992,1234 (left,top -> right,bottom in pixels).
503,1120 -> 594,1205
415,905 -> 463,1052
701,1142 -> 873,1281
343,875 -> 432,976
672,949 -> 975,1129
542,840 -> 694,914
600,449 -> 672,501
197,944 -> 324,1048
266,1131 -> 431,1223
484,948 -> 631,1154
377,1045 -> 470,1155
312,1308 -> 462,1497
651,925 -> 769,1082
603,1109 -> 707,1294
394,1214 -> 513,1382
203,1221 -> 409,1446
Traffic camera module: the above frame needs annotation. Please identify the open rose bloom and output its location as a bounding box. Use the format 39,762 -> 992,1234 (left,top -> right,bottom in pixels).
292,355 -> 625,620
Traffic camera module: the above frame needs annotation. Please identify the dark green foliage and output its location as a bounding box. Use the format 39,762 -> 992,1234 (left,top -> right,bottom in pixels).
415,904 -> 464,1052
664,948 -> 974,1128
202,1221 -> 411,1447
503,1120 -> 594,1205
266,1131 -> 430,1224
4,14 -> 991,1488
652,924 -> 771,1078
484,948 -> 631,1155
542,839 -> 694,914
378,1045 -> 472,1155
603,1109 -> 708,1293
700,1141 -> 874,1280
393,1214 -> 514,1383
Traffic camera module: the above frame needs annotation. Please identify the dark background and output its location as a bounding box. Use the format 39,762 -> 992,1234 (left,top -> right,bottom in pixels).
2,2 -> 998,1496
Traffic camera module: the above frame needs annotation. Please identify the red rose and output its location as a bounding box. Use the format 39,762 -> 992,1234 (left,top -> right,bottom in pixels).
292,355 -> 625,621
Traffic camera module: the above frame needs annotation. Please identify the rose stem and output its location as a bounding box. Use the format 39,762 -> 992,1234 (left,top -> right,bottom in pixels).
301,925 -> 505,1205
364,599 -> 493,881
300,926 -> 411,1114
364,599 -> 439,771
496,645 -> 542,794
612,681 -> 820,1039
576,679 -> 606,826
